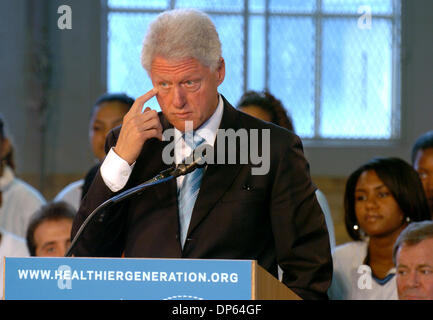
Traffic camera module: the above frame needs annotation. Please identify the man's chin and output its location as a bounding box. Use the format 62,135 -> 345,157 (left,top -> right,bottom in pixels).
167,117 -> 194,131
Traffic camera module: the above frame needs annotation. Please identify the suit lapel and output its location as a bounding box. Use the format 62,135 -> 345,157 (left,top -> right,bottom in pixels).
186,97 -> 244,237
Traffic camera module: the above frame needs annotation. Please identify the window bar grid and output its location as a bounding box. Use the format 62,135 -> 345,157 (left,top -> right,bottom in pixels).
264,0 -> 270,91
105,1 -> 401,142
314,0 -> 323,139
243,0 -> 249,93
390,0 -> 401,140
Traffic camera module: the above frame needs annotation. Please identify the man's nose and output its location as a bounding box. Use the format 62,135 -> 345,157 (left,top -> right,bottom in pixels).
406,270 -> 420,288
172,85 -> 186,108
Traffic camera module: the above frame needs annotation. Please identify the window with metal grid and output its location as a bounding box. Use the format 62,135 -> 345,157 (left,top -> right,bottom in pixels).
106,0 -> 401,141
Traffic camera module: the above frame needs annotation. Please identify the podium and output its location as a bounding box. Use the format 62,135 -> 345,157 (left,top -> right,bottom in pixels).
3,257 -> 301,300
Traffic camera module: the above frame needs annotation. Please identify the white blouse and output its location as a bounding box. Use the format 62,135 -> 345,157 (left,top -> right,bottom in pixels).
328,240 -> 398,300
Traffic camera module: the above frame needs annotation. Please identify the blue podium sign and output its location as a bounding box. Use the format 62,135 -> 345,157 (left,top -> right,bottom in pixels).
3,257 -> 253,300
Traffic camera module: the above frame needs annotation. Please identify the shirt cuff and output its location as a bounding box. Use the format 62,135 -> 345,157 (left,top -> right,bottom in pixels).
100,148 -> 135,192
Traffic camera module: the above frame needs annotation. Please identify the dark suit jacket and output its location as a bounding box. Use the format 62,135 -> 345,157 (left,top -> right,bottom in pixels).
71,96 -> 332,300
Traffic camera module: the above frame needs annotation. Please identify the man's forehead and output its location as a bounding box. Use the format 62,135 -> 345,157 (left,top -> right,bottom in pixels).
150,56 -> 207,76
398,239 -> 433,262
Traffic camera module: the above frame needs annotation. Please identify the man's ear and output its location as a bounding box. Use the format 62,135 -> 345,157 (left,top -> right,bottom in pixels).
216,57 -> 225,85
0,138 -> 11,159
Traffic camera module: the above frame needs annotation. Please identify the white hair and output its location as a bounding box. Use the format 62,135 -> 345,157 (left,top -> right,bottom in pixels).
393,220 -> 433,264
141,9 -> 222,72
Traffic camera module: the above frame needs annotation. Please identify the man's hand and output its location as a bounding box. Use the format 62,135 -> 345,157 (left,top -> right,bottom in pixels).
114,88 -> 162,165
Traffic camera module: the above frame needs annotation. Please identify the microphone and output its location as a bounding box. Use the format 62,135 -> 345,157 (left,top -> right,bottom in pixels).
65,144 -> 211,257
170,144 -> 209,177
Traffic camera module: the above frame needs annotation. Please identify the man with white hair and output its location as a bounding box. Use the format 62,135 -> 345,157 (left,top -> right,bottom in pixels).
394,221 -> 433,300
72,9 -> 332,300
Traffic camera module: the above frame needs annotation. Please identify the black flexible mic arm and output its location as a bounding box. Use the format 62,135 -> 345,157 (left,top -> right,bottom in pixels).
65,145 -> 209,257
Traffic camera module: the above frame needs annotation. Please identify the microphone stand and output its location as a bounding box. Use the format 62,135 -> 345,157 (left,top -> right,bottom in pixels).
65,147 -> 209,257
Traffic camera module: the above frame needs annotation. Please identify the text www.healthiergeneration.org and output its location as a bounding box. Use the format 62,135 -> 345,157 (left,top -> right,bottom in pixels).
17,267 -> 239,283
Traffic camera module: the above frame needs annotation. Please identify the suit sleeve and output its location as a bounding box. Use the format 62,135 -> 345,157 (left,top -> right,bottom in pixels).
70,129 -> 128,257
270,133 -> 333,300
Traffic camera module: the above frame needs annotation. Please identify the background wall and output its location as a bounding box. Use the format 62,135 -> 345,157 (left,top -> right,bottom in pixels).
0,0 -> 432,245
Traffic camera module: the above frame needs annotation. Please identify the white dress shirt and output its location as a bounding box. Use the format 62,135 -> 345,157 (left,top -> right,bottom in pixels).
100,95 -> 224,192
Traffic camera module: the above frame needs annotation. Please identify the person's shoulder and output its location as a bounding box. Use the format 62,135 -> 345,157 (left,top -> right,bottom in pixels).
8,178 -> 46,204
0,228 -> 29,256
54,179 -> 84,210
332,241 -> 367,258
56,179 -> 85,197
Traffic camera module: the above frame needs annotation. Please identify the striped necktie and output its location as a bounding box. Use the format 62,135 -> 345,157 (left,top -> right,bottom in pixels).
178,134 -> 205,248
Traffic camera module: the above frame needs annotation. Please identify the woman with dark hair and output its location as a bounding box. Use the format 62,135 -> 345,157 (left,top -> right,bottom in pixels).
237,90 -> 294,131
329,157 -> 431,300
0,115 -> 46,238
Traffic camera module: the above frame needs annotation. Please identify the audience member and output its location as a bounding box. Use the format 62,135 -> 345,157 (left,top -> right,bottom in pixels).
26,201 -> 75,257
237,90 -> 336,250
0,115 -> 46,238
0,226 -> 29,300
237,90 -> 295,131
54,93 -> 134,210
328,157 -> 431,299
411,130 -> 433,218
394,220 -> 433,300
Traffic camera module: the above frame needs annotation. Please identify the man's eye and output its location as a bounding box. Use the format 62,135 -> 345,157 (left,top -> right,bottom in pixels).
397,268 -> 407,276
420,268 -> 433,275
159,82 -> 171,89
418,172 -> 428,180
46,247 -> 56,253
182,80 -> 200,91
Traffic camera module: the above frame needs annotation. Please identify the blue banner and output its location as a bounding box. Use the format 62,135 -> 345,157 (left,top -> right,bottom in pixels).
3,257 -> 253,300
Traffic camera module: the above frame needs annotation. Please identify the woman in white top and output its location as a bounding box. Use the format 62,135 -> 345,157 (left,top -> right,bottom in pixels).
54,93 -> 134,210
329,157 -> 431,299
0,116 -> 46,238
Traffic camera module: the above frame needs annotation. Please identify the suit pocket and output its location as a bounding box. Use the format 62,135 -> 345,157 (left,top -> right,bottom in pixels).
220,187 -> 266,203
